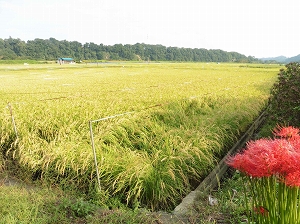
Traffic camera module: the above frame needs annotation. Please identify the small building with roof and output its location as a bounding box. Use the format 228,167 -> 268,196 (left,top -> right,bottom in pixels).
58,58 -> 75,64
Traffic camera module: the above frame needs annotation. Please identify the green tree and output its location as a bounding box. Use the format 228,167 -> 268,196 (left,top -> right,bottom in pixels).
0,37 -> 260,63
0,38 -> 17,59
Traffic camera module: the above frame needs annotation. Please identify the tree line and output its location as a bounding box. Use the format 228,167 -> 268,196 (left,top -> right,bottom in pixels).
0,37 -> 259,63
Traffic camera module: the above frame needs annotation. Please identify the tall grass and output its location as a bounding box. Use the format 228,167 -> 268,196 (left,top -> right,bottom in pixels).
0,62 -> 280,210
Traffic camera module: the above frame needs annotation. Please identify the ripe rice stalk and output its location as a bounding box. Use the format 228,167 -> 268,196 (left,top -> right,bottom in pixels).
0,63 -> 280,210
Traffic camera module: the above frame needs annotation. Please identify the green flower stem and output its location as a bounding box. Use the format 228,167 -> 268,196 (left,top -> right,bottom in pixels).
287,186 -> 299,223
242,175 -> 251,220
244,176 -> 300,224
266,176 -> 277,224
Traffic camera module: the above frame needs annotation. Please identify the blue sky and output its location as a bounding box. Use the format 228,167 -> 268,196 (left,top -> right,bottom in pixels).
1,0 -> 299,58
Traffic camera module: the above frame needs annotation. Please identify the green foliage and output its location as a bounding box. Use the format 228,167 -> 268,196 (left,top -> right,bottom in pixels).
0,176 -> 159,223
59,198 -> 97,218
268,62 -> 300,126
0,183 -> 64,223
0,37 -> 260,62
193,171 -> 248,223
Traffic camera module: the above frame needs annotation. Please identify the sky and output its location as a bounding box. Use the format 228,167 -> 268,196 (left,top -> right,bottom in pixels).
0,0 -> 300,58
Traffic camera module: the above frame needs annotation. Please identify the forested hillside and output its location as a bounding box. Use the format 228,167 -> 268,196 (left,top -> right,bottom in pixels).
0,37 -> 259,62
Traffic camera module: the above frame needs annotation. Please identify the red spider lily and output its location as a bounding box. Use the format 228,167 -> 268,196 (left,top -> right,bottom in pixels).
227,139 -> 283,177
284,171 -> 300,187
254,206 -> 269,216
227,126 -> 300,183
290,135 -> 300,153
272,139 -> 300,175
228,126 -> 300,223
273,126 -> 300,140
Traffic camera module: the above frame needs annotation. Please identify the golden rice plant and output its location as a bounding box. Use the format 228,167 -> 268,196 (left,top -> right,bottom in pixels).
0,63 -> 281,210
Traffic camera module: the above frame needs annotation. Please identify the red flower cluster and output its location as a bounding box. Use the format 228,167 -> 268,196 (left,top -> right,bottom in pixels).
273,126 -> 300,140
227,126 -> 300,186
254,206 -> 269,216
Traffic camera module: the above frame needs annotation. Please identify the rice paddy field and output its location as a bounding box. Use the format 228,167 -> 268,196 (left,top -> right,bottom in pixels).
0,62 -> 280,210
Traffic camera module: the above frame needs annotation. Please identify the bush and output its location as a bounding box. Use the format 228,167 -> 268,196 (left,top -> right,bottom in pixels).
268,62 -> 300,126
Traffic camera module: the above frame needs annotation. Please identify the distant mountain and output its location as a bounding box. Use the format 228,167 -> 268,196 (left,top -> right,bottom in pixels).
260,55 -> 300,63
285,54 -> 300,63
260,56 -> 287,63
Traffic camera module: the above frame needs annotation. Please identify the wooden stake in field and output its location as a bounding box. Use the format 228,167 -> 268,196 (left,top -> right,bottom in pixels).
89,111 -> 135,192
8,102 -> 18,138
